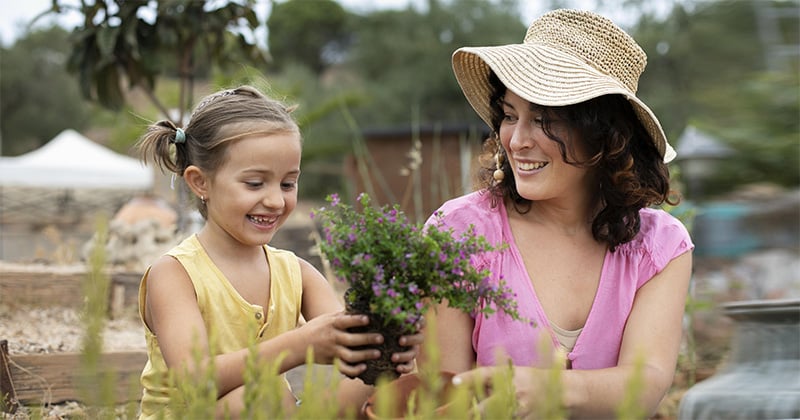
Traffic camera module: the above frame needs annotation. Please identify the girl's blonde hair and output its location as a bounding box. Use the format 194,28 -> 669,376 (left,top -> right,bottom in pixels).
137,85 -> 299,218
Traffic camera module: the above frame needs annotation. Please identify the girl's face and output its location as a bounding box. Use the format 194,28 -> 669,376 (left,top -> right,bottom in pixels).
205,131 -> 301,247
498,90 -> 592,202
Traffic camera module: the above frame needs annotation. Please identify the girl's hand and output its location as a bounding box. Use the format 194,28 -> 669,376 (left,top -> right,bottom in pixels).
301,311 -> 383,376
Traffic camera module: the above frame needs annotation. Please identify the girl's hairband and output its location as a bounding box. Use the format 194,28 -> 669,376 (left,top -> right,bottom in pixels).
172,128 -> 186,144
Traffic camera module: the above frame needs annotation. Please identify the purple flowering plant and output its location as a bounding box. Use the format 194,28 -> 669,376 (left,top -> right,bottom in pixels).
311,192 -> 521,334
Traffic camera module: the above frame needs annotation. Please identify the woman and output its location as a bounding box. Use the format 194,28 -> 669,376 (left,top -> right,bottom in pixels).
422,9 -> 693,418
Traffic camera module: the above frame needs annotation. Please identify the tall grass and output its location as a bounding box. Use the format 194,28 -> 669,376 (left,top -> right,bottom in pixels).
18,147 -> 671,419
42,245 -> 652,419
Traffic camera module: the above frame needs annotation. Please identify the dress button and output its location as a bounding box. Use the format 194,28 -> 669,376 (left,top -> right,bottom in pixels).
255,312 -> 262,320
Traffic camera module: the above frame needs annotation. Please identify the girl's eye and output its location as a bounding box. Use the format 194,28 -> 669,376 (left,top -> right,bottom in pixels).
281,181 -> 297,190
245,181 -> 263,188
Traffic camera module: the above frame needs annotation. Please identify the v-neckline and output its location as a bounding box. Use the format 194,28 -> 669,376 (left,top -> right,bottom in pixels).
497,200 -> 610,360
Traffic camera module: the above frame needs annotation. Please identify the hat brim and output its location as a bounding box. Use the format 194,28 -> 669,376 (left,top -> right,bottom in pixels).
453,44 -> 676,163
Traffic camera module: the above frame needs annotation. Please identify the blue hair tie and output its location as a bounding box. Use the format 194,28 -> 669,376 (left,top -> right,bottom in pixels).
173,128 -> 186,144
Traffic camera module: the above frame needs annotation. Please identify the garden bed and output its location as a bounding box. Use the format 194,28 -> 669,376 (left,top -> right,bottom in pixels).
0,260 -> 735,419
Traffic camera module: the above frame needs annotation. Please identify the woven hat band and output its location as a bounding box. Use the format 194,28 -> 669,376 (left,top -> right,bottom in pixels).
524,9 -> 646,95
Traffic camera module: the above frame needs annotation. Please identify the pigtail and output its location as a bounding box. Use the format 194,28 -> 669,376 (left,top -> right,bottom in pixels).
136,120 -> 188,176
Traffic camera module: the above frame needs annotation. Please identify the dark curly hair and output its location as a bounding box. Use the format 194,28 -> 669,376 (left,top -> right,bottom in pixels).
478,72 -> 677,251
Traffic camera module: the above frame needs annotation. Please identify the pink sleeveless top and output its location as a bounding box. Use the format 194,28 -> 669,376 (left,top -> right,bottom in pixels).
426,191 -> 693,369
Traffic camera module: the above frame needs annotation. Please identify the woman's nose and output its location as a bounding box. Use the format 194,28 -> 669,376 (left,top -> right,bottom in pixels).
509,122 -> 535,151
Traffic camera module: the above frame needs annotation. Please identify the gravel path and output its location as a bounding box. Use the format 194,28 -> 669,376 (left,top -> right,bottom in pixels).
0,305 -> 145,355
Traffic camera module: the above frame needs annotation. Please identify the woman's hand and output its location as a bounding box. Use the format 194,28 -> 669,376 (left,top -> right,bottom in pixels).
452,365 -> 554,419
392,328 -> 424,374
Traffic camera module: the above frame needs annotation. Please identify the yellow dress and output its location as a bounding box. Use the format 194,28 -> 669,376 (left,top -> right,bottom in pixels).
137,235 -> 303,419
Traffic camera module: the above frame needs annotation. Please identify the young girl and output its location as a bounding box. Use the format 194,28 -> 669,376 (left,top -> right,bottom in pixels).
135,86 -> 420,419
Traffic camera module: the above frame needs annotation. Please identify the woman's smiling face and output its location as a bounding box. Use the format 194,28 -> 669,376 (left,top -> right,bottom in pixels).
498,90 -> 593,202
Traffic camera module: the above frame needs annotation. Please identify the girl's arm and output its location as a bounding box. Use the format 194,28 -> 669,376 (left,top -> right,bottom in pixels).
297,258 -> 424,411
144,254 -> 258,398
452,251 -> 693,418
144,255 -> 381,400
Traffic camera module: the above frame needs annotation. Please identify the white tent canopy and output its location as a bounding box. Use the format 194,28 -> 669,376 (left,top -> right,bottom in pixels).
0,129 -> 153,189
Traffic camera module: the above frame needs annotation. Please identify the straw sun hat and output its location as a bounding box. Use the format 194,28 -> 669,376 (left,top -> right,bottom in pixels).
452,9 -> 676,163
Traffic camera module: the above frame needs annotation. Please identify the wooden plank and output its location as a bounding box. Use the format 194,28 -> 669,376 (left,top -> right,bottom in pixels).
7,351 -> 146,405
1,340 -> 19,413
0,266 -> 142,310
0,271 -> 85,308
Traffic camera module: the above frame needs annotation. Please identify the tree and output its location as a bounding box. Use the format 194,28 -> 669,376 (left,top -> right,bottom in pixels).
634,0 -> 799,194
0,26 -> 90,155
48,0 -> 268,125
339,0 -> 527,126
267,0 -> 350,75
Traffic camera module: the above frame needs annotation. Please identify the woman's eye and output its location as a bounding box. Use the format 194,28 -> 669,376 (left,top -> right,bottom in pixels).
502,113 -> 517,122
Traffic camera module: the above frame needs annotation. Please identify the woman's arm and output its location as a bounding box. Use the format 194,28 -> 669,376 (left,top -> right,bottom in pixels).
418,300 -> 476,374
562,250 -> 693,418
454,251 -> 693,418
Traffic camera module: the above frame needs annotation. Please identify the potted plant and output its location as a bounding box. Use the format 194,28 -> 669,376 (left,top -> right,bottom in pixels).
311,193 -> 522,385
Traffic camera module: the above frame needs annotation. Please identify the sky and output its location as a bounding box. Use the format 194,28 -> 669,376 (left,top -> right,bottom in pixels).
0,0 -> 555,47
0,0 -> 674,47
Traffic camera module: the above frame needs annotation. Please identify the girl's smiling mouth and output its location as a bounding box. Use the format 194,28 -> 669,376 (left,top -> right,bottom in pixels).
247,214 -> 278,226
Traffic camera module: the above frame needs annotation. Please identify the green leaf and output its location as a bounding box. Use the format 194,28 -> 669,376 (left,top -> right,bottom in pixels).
96,25 -> 120,57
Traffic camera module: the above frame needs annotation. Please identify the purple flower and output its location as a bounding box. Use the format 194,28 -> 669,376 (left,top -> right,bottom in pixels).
311,192 -> 524,330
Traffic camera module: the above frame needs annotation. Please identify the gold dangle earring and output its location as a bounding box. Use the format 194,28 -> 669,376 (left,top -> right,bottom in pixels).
493,146 -> 505,184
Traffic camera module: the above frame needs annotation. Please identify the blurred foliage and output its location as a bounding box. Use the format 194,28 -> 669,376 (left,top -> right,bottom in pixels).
0,26 -> 90,155
267,0 -> 351,75
636,0 -> 799,197
1,0 -> 797,200
57,0 -> 267,124
341,0 -> 526,126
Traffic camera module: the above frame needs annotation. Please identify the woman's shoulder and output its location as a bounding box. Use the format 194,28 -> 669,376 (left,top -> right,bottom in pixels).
430,190 -> 496,221
623,207 -> 694,263
637,207 -> 691,240
427,190 -> 502,236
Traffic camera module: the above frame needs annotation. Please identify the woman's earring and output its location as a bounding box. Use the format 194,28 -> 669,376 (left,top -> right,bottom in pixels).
493,150 -> 505,183
200,196 -> 206,205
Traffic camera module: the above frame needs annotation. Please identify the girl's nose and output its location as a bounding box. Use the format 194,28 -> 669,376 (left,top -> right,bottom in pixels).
262,185 -> 285,209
